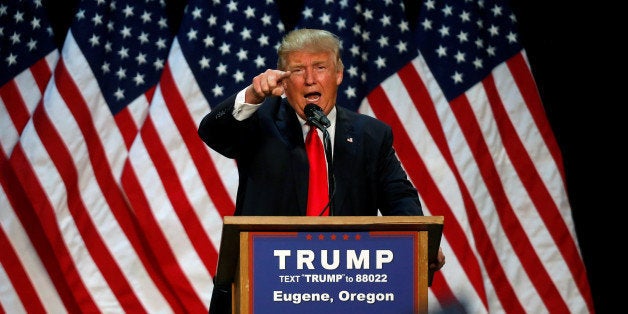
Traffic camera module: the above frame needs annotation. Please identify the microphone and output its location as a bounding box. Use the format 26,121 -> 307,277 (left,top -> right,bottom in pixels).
304,104 -> 330,130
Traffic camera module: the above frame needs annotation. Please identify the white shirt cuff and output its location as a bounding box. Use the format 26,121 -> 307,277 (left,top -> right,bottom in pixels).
233,88 -> 263,121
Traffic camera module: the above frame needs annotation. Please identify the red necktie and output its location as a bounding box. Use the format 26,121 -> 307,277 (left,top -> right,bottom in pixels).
305,126 -> 329,216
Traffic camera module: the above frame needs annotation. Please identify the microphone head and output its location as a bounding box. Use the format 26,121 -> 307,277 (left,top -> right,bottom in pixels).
304,103 -> 330,128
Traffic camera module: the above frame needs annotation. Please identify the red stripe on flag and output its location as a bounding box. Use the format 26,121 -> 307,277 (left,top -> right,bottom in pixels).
113,86 -> 157,150
504,60 -> 591,303
48,62 -> 148,312
120,161 -> 207,312
448,93 -> 531,313
395,63 -> 495,309
1,52 -> 79,312
160,65 -> 235,218
366,85 -> 467,310
53,63 -> 195,312
1,81 -> 30,136
507,54 -> 566,178
9,142 -> 96,313
140,115 -> 219,273
486,65 -> 592,312
395,65 -> 515,308
449,72 -> 573,311
30,57 -> 55,93
0,226 -> 46,313
114,107 -> 140,150
481,74 -> 569,312
429,271 -> 467,312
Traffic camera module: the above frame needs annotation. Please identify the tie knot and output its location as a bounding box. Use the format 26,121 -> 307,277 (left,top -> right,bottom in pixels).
306,125 -> 318,140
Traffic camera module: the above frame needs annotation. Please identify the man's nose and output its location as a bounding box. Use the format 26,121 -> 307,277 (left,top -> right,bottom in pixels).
304,68 -> 315,85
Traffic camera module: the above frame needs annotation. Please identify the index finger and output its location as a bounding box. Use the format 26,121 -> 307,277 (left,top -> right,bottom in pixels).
276,70 -> 291,82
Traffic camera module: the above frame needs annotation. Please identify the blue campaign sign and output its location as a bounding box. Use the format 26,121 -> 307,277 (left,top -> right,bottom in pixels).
250,231 -> 418,313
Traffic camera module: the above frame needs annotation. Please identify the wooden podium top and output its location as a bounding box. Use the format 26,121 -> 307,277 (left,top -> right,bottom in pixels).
214,215 -> 444,286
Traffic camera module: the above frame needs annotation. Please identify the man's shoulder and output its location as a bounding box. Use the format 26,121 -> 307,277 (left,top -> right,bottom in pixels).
337,106 -> 390,129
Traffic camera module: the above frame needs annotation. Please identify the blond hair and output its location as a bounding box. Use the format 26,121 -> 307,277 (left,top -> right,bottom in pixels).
277,28 -> 344,71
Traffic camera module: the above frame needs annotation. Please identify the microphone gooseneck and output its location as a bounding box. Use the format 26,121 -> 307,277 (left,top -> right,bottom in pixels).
321,127 -> 335,216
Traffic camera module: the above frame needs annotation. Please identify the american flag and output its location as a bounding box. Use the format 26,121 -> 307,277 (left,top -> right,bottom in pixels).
297,0 -> 593,313
5,0 -> 176,312
120,0 -> 284,312
1,0 -> 596,313
1,1 -> 60,312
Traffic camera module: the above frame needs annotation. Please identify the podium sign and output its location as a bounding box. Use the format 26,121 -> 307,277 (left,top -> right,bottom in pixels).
214,216 -> 443,314
250,231 -> 418,313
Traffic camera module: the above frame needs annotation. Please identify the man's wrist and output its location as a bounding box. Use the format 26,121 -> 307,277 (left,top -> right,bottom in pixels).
244,85 -> 265,104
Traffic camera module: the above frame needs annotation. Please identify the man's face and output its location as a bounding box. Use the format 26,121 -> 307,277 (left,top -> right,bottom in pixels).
282,50 -> 343,119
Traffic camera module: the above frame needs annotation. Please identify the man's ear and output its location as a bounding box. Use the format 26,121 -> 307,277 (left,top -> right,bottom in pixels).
336,68 -> 343,85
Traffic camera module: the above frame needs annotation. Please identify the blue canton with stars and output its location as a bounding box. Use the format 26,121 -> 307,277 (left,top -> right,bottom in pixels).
178,0 -> 285,108
297,0 -> 421,112
0,0 -> 57,87
416,0 -> 523,101
71,0 -> 173,115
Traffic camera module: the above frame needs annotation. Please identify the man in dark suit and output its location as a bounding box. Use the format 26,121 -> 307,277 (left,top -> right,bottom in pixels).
198,28 -> 444,313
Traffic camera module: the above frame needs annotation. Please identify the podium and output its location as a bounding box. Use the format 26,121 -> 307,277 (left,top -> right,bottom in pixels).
214,216 -> 443,314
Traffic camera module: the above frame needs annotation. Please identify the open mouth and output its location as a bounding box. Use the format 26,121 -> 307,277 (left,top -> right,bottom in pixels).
304,92 -> 321,103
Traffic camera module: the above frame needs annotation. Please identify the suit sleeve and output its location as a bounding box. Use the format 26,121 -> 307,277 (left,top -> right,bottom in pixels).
197,93 -> 255,159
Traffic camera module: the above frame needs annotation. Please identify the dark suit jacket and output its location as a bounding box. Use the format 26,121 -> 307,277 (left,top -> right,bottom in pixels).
198,94 -> 423,217
198,94 -> 424,313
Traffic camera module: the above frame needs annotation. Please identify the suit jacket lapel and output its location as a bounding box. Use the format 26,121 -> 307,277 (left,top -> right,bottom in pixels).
275,99 -> 309,215
332,107 -> 358,214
